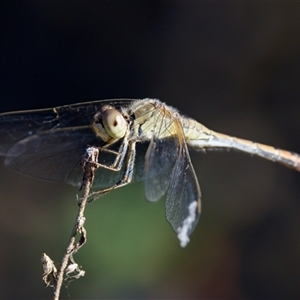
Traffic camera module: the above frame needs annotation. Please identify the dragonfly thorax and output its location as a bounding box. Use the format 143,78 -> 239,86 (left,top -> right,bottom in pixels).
92,105 -> 128,142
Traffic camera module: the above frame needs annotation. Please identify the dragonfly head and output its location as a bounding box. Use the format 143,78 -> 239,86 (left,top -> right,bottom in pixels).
92,105 -> 128,142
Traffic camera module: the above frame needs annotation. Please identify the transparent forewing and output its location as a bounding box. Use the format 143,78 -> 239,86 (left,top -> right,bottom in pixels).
0,99 -> 133,155
0,99 -> 134,186
165,119 -> 201,236
142,104 -> 201,236
4,128 -> 99,186
0,109 -> 61,155
165,138 -> 201,235
143,103 -> 178,201
144,137 -> 177,201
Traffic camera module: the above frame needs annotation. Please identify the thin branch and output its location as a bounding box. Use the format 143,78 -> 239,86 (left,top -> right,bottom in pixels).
41,147 -> 99,300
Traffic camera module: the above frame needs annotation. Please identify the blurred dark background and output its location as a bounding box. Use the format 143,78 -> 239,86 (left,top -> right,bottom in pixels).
1,2 -> 300,299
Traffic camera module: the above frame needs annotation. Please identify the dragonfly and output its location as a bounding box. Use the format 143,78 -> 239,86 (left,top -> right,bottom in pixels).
0,98 -> 299,247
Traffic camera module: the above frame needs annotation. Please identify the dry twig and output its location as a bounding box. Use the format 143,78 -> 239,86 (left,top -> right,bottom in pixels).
41,147 -> 99,300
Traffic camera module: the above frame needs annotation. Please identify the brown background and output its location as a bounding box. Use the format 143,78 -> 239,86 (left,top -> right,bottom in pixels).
1,2 -> 300,299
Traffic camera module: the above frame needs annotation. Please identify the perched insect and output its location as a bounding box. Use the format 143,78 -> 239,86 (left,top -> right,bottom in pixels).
0,99 -> 299,246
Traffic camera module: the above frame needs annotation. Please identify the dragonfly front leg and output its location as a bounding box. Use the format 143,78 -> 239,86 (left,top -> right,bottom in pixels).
90,140 -> 137,200
96,138 -> 129,172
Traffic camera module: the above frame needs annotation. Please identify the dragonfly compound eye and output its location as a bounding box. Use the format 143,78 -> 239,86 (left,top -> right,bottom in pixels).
102,108 -> 128,139
92,112 -> 111,142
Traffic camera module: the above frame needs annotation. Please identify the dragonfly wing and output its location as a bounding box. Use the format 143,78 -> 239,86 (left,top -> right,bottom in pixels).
165,139 -> 201,246
144,137 -> 177,202
162,117 -> 201,246
0,99 -> 134,156
141,104 -> 201,245
0,99 -> 135,187
4,128 -> 98,186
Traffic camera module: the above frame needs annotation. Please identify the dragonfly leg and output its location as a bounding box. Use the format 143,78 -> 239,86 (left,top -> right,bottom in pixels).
95,128 -> 133,171
94,138 -> 129,171
89,140 -> 137,200
85,132 -> 130,174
